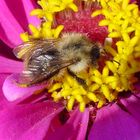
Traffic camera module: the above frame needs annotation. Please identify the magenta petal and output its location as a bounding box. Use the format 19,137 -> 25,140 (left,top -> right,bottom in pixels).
89,103 -> 140,140
0,101 -> 63,140
18,0 -> 40,26
3,74 -> 45,101
48,108 -> 89,140
120,94 -> 140,124
0,74 -> 10,110
0,0 -> 40,48
0,56 -> 23,73
0,0 -> 23,48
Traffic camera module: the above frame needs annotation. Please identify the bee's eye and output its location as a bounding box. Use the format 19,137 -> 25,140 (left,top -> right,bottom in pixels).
74,43 -> 82,49
90,47 -> 100,60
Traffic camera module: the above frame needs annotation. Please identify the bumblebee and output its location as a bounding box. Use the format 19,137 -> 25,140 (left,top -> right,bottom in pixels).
14,33 -> 102,86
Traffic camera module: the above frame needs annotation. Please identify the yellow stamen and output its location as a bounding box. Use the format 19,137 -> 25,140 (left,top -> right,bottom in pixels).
29,24 -> 40,38
79,102 -> 86,112
20,33 -> 29,42
67,96 -> 75,111
48,83 -> 62,92
87,92 -> 98,102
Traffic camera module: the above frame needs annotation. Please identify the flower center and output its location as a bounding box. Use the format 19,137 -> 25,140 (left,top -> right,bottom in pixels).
19,0 -> 140,112
55,2 -> 108,43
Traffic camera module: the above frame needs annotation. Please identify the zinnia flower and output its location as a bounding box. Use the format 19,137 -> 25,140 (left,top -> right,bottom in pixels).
1,0 -> 140,140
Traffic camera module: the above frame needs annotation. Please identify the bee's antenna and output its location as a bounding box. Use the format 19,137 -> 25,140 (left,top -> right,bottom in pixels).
112,60 -> 120,65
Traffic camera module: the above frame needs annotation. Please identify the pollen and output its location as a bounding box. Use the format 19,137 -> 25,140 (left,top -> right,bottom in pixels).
20,0 -> 140,112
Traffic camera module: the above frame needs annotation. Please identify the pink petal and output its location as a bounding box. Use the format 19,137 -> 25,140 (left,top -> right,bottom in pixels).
120,94 -> 140,124
0,74 -> 11,110
18,0 -> 40,26
89,103 -> 140,140
3,74 -> 45,101
47,108 -> 89,140
0,101 -> 63,140
0,0 -> 40,48
0,56 -> 23,73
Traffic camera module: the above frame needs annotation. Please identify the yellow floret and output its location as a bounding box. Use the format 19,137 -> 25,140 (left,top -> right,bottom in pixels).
20,32 -> 29,42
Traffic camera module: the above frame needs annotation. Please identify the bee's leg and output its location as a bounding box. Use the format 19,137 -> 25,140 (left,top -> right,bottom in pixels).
67,68 -> 87,88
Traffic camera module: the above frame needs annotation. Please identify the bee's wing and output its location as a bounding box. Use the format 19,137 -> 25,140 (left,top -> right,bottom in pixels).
13,39 -> 59,59
15,39 -> 76,86
17,58 -> 74,86
13,41 -> 34,59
